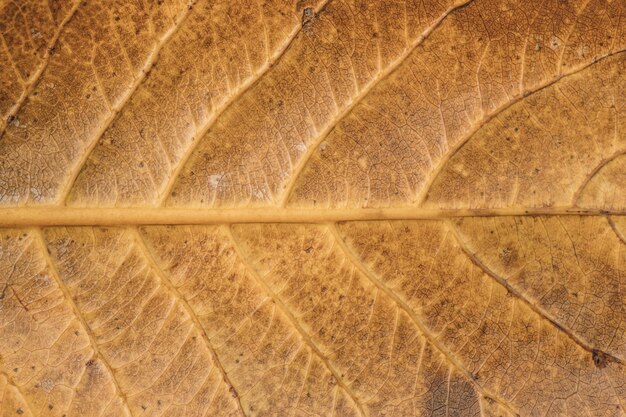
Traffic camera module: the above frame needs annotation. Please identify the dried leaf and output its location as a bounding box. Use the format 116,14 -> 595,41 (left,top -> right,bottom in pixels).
0,0 -> 625,416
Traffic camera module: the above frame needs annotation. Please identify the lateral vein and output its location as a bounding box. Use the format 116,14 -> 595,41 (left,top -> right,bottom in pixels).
59,0 -> 198,203
328,224 -> 519,417
0,0 -> 82,137
131,228 -> 248,417
417,48 -> 626,204
225,225 -> 368,417
32,228 -> 135,416
280,0 -> 475,206
159,0 -> 333,205
446,221 -> 623,364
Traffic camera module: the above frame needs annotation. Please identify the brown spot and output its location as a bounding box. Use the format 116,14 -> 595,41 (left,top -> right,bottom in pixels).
302,7 -> 315,29
501,247 -> 517,266
592,350 -> 617,369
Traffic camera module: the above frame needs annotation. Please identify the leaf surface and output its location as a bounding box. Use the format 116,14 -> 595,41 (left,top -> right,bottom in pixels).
0,0 -> 625,416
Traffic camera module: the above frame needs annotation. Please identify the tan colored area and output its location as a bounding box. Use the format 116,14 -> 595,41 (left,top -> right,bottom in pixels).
0,0 -> 625,416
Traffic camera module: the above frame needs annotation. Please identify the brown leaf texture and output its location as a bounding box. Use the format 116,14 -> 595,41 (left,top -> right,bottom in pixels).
0,0 -> 625,416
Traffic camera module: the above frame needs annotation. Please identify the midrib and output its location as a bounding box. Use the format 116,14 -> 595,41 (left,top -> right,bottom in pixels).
0,207 -> 621,226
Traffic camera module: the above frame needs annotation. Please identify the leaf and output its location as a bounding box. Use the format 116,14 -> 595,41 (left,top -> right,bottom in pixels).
0,0 -> 624,416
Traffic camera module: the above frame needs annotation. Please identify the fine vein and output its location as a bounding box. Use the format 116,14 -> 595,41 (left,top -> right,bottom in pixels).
0,0 -> 82,137
417,48 -> 626,204
0,370 -> 35,417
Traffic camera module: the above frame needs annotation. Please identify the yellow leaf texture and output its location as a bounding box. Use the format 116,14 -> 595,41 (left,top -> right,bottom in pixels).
0,0 -> 625,416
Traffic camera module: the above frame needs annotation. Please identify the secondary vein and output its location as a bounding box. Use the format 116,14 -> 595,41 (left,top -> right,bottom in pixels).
417,48 -> 626,205
59,0 -> 198,203
0,0 -> 82,137
158,0 -> 333,206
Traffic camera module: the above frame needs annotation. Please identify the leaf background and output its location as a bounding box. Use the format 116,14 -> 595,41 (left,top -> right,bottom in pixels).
0,0 -> 625,415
